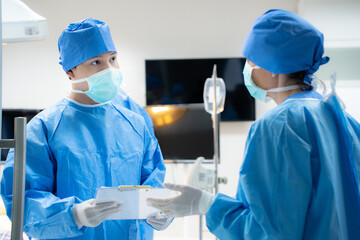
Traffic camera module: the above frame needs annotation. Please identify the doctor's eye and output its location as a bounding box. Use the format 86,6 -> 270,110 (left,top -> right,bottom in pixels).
91,60 -> 101,65
110,56 -> 117,62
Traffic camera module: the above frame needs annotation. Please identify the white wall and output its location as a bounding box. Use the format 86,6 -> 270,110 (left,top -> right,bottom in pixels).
2,0 -> 299,109
298,0 -> 360,44
298,0 -> 360,121
3,0 -> 360,239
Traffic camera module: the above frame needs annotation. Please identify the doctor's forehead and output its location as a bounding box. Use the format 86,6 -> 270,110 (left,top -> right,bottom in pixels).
87,51 -> 117,60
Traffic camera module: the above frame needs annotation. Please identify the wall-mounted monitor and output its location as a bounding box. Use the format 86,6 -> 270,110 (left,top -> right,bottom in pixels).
1,109 -> 42,161
145,104 -> 218,163
145,58 -> 255,121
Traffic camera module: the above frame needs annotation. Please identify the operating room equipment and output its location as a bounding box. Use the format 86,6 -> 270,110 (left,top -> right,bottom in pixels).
1,196 -> 29,239
0,118 -> 27,240
1,2 -> 47,238
2,0 -> 47,42
203,65 -> 225,193
203,65 -> 226,115
202,65 -> 226,240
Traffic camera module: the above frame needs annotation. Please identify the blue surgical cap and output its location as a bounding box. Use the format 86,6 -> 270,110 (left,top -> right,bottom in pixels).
58,18 -> 116,72
242,9 -> 329,84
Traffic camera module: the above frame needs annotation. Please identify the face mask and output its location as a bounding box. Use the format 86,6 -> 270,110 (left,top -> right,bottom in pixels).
71,68 -> 123,103
243,62 -> 301,102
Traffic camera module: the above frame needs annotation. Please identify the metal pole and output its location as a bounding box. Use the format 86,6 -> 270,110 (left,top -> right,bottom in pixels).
11,117 -> 27,240
212,65 -> 219,194
212,65 -> 220,240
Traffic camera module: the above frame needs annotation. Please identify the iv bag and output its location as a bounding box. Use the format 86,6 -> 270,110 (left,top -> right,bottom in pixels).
203,77 -> 226,114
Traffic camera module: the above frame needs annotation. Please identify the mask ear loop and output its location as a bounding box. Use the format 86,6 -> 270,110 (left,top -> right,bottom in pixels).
308,74 -> 327,96
70,77 -> 88,94
323,72 -> 346,110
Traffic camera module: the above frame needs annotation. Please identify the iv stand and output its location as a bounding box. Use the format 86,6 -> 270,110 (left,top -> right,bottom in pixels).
211,65 -> 220,240
0,118 -> 27,240
212,65 -> 220,196
200,65 -> 220,240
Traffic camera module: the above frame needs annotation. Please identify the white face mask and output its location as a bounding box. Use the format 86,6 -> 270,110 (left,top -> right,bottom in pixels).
243,61 -> 301,102
71,68 -> 123,103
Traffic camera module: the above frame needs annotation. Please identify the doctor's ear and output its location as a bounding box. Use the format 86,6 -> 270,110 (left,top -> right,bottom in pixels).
66,68 -> 75,80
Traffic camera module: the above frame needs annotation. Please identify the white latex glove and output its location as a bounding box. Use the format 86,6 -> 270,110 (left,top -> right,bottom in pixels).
72,199 -> 122,229
146,183 -> 215,217
146,212 -> 173,230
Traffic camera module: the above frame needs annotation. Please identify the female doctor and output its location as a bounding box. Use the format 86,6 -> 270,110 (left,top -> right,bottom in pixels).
147,9 -> 360,239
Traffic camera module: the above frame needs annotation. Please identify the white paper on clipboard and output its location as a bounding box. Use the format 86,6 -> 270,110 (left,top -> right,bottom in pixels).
95,186 -> 170,220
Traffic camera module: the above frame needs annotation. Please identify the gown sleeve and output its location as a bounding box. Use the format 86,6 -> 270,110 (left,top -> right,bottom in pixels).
140,125 -> 166,187
138,125 -> 166,231
206,120 -> 313,240
0,117 -> 83,239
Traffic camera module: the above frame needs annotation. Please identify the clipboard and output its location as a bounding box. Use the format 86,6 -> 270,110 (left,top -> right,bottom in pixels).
95,186 -> 170,220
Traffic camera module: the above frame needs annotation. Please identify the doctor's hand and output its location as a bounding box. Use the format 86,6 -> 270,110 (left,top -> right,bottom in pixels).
72,199 -> 122,229
146,183 -> 215,218
146,212 -> 174,231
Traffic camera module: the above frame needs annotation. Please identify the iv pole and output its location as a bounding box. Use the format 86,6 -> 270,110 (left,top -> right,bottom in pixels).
212,65 -> 220,195
211,65 -> 220,240
200,65 -> 221,240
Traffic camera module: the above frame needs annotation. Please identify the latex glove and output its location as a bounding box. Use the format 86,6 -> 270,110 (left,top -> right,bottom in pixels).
72,199 -> 122,229
146,212 -> 174,230
147,183 -> 215,217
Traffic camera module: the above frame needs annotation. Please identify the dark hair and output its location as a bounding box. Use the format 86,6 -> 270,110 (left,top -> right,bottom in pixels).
287,70 -> 307,82
286,70 -> 312,90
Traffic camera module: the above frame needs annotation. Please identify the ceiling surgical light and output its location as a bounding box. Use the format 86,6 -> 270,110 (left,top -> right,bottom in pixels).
2,0 -> 47,43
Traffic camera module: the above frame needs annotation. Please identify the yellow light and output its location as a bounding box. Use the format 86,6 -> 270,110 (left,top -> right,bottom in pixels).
147,105 -> 188,127
156,118 -> 164,126
151,106 -> 170,114
2,43 -> 7,46
164,115 -> 173,124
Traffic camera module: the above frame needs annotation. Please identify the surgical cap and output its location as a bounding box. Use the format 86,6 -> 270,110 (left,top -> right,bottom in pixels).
242,9 -> 329,84
58,18 -> 116,72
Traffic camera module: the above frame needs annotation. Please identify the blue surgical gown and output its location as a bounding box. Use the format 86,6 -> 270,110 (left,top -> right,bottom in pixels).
113,88 -> 154,135
0,97 -> 165,240
206,90 -> 360,239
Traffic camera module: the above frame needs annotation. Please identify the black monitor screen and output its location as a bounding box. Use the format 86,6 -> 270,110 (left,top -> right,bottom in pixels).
146,58 -> 255,121
145,104 -> 218,162
1,109 -> 42,161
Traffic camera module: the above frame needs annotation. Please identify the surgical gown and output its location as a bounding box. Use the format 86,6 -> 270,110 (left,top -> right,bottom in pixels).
206,90 -> 360,239
113,88 -> 154,135
0,97 -> 165,240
